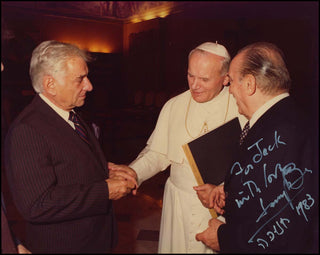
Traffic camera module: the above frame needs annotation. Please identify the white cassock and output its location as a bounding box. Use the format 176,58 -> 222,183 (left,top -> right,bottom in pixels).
129,86 -> 246,253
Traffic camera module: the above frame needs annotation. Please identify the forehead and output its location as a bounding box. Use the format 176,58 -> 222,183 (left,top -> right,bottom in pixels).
188,51 -> 223,73
65,57 -> 87,72
66,56 -> 85,66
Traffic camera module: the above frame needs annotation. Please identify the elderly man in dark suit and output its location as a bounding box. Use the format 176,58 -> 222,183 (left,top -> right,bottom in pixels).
196,42 -> 318,253
4,40 -> 137,253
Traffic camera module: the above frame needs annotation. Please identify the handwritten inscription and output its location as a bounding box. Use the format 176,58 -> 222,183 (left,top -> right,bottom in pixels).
230,131 -> 285,176
257,164 -> 313,222
235,181 -> 261,208
263,162 -> 312,190
251,193 -> 315,249
256,217 -> 290,249
248,130 -> 286,164
229,130 -> 314,251
295,194 -> 314,222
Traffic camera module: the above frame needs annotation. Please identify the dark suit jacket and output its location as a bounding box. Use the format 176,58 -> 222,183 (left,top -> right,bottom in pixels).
4,95 -> 117,253
218,97 -> 319,253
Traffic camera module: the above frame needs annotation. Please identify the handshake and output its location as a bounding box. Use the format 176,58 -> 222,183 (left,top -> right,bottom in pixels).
106,162 -> 138,200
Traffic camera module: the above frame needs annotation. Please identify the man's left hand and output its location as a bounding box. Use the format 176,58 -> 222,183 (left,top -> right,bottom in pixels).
195,218 -> 224,251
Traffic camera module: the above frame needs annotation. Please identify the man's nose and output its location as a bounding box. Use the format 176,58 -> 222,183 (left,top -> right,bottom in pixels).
84,77 -> 93,91
190,78 -> 200,90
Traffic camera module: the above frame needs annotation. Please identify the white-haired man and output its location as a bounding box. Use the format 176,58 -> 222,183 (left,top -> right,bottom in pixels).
109,42 -> 246,253
5,40 -> 137,253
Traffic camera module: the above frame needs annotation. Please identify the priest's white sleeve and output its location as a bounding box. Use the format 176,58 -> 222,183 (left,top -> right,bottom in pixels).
129,144 -> 170,186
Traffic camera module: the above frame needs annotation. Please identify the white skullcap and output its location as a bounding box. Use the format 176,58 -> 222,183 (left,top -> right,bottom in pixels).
195,41 -> 230,59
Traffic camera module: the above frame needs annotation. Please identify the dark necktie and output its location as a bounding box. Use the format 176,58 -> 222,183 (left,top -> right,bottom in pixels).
69,111 -> 90,145
239,121 -> 250,145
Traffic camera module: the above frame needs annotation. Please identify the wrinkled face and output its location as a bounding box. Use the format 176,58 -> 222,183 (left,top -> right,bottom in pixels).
52,57 -> 93,111
187,51 -> 226,103
227,53 -> 249,118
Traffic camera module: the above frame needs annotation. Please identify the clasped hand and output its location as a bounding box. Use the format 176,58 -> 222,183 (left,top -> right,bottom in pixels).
195,217 -> 224,251
193,184 -> 225,214
193,184 -> 226,251
106,162 -> 138,200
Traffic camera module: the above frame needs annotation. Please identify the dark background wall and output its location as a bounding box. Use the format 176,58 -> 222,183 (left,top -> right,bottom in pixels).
123,1 -> 318,127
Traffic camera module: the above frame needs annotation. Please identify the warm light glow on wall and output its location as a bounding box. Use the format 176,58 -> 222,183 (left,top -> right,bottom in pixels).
159,11 -> 170,18
56,37 -> 113,53
131,17 -> 142,23
143,13 -> 157,21
129,2 -> 173,23
130,10 -> 168,23
87,45 -> 112,53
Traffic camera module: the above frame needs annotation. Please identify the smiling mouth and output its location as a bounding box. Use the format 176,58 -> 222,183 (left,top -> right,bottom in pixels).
191,91 -> 202,97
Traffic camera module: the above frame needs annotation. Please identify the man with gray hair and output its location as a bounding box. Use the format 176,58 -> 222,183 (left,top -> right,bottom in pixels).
4,40 -> 137,253
109,42 -> 246,253
196,42 -> 318,253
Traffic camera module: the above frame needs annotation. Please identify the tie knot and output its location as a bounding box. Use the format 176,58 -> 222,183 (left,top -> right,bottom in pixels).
243,121 -> 250,131
69,111 -> 78,123
69,111 -> 90,145
240,121 -> 250,145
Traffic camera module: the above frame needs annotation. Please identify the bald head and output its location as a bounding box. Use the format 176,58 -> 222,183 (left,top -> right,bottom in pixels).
237,42 -> 291,95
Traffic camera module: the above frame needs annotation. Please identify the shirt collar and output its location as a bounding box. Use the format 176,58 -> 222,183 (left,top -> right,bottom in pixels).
249,92 -> 289,128
39,93 -> 71,123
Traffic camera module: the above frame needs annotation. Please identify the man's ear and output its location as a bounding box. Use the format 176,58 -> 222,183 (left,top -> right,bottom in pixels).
43,75 -> 56,96
244,74 -> 256,96
222,75 -> 229,86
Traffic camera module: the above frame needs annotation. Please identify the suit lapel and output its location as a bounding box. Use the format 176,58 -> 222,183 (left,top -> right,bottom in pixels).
33,95 -> 108,172
225,97 -> 292,186
76,112 -> 108,169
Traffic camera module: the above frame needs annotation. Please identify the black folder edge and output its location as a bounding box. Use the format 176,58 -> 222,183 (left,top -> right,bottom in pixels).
182,117 -> 241,218
183,144 -> 218,218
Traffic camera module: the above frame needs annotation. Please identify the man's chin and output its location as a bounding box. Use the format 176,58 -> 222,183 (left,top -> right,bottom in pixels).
192,94 -> 208,103
76,100 -> 85,107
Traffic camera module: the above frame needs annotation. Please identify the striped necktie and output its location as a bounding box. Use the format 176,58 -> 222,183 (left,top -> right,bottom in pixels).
69,111 -> 90,145
239,121 -> 250,145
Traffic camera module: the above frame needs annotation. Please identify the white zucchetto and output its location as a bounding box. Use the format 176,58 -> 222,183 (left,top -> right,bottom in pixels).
195,41 -> 230,60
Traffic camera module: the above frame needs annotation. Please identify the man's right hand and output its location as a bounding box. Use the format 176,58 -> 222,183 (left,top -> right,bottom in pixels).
105,178 -> 136,200
108,162 -> 138,195
193,184 -> 225,214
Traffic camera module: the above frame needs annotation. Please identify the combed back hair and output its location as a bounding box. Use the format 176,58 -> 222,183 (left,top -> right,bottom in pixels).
29,40 -> 92,93
238,42 -> 291,94
188,48 -> 231,76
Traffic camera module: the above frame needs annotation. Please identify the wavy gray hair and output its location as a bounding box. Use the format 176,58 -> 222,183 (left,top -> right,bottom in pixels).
29,40 -> 92,93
